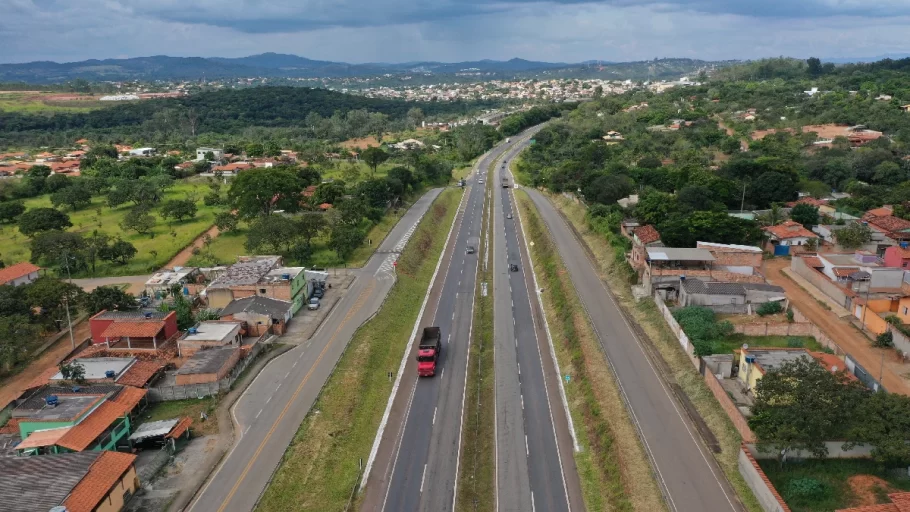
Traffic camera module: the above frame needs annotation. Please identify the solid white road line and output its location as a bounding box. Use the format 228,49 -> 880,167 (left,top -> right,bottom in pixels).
421,464 -> 427,493
525,435 -> 529,456
433,407 -> 438,425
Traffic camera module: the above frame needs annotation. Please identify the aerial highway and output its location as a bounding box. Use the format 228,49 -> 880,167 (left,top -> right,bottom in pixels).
523,188 -> 742,512
362,129 -> 542,512
493,134 -> 584,512
186,188 -> 442,512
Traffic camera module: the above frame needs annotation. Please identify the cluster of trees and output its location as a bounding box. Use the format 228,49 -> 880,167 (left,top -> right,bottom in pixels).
499,104 -> 567,136
0,277 -> 135,374
751,358 -> 910,467
28,229 -> 138,272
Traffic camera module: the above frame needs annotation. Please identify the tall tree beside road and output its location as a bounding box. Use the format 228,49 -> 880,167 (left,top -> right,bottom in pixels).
245,215 -> 300,254
24,276 -> 85,324
82,286 -> 138,315
329,223 -> 365,263
29,231 -> 87,269
99,239 -> 138,265
159,199 -> 198,222
360,146 -> 389,177
18,208 -> 72,237
120,206 -> 156,236
228,167 -> 304,218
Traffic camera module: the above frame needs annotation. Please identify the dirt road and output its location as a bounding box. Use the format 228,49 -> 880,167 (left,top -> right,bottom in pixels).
165,225 -> 220,268
763,258 -> 910,395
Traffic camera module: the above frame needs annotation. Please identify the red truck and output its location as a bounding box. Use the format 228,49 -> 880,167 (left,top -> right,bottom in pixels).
417,326 -> 441,377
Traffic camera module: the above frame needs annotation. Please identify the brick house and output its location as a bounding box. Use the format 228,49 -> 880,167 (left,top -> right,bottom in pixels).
204,256 -> 309,313
631,225 -> 662,269
89,310 -> 179,350
219,296 -> 294,336
0,262 -> 42,286
175,347 -> 241,385
763,220 -> 819,250
696,242 -> 763,276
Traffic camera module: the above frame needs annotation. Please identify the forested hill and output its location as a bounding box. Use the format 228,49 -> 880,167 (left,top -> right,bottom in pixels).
0,86 -> 498,140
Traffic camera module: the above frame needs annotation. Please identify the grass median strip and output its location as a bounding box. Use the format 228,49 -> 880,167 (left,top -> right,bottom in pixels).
456,181 -> 495,512
516,190 -> 665,512
256,188 -> 463,512
546,192 -> 763,512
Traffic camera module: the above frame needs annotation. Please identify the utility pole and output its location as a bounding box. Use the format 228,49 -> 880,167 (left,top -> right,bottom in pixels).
740,182 -> 747,213
61,252 -> 76,349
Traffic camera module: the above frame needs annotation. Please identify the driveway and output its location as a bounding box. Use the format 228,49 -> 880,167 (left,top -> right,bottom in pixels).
72,275 -> 151,295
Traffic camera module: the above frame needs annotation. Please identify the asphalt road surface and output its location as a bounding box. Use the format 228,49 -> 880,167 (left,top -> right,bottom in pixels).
364,130 -> 542,512
186,188 -> 442,512
525,189 -> 742,512
493,133 -> 583,512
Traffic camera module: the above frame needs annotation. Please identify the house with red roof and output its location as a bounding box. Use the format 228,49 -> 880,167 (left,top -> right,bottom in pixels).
866,215 -> 910,246
630,225 -> 662,270
89,310 -> 179,350
763,220 -> 818,251
0,262 -> 42,286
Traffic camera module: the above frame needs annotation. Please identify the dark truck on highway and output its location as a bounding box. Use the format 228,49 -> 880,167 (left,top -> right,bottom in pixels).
417,326 -> 441,377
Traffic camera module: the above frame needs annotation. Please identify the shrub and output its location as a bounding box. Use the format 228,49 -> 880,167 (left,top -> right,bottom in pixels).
784,478 -> 828,503
786,309 -> 794,323
672,306 -> 734,356
786,337 -> 804,348
875,331 -> 894,348
757,301 -> 783,316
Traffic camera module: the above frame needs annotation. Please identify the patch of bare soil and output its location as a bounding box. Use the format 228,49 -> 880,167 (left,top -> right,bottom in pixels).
847,475 -> 898,507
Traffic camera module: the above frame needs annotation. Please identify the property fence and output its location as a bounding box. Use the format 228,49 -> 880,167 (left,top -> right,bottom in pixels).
147,340 -> 271,402
790,256 -> 851,309
654,292 -> 700,370
738,446 -> 791,512
703,371 -> 755,442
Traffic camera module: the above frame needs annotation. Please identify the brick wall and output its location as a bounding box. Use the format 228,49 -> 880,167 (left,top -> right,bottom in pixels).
738,445 -> 791,512
791,256 -> 851,308
704,372 -> 755,442
733,308 -> 841,355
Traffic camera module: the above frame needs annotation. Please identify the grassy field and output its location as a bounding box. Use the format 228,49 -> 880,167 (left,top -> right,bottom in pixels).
257,188 -> 463,512
142,397 -> 220,436
517,190 -> 665,512
318,161 -> 399,182
716,334 -> 822,354
456,178 -> 495,512
0,182 -> 222,276
545,192 -> 763,512
0,92 -> 106,113
759,459 -> 910,512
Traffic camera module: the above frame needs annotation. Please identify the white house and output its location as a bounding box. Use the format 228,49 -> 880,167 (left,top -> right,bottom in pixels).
0,262 -> 42,286
196,147 -> 224,161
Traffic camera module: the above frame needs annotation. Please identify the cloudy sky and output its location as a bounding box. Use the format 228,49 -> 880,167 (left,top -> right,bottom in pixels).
3,0 -> 910,64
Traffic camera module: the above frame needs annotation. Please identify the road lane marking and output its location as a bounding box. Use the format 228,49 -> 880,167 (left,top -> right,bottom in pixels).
215,281 -> 376,512
420,464 -> 427,493
521,395 -> 524,410
256,409 -> 262,419
284,371 -> 290,379
441,368 -> 444,379
266,395 -> 272,404
526,435 -> 529,456
433,407 -> 438,425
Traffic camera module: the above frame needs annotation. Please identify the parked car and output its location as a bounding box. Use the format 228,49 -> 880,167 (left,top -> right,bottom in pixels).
308,297 -> 321,310
313,287 -> 324,299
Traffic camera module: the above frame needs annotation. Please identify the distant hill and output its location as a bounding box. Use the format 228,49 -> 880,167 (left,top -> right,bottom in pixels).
0,53 -> 722,83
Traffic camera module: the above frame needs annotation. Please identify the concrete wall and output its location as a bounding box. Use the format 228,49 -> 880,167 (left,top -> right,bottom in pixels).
746,441 -> 875,460
887,324 -> 910,356
738,447 -> 791,512
705,372 -> 755,442
654,292 -> 700,370
791,257 -> 851,308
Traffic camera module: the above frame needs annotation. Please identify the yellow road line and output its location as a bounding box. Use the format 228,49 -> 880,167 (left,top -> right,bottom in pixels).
216,280 -> 376,512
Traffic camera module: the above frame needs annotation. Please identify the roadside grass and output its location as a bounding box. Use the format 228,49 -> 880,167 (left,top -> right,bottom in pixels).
0,92 -> 104,113
758,459 -> 910,512
0,182 -> 222,276
547,192 -> 763,512
142,397 -> 220,436
456,180 -> 495,512
516,190 -> 664,512
186,224 -> 249,266
256,188 -> 463,512
716,334 -> 821,354
348,185 -> 428,268
318,161 -> 398,182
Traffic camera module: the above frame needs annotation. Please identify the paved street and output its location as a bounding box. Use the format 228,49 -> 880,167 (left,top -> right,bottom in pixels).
525,189 -> 741,512
186,188 -> 442,512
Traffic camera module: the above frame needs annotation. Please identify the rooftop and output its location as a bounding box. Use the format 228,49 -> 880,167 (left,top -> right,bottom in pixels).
115,359 -> 165,387
100,320 -> 166,339
646,247 -> 715,262
64,451 -> 137,512
176,347 -> 238,375
744,348 -> 811,374
50,357 -> 135,382
129,418 -> 180,442
15,426 -> 72,450
696,241 -> 763,253
820,253 -> 882,267
219,295 -> 294,317
16,384 -> 121,412
92,309 -> 169,321
763,220 -> 818,240
182,321 -> 242,343
0,451 -> 102,512
208,256 -> 280,288
27,395 -> 102,422
0,262 -> 40,285
681,280 -> 746,296
868,215 -> 910,235
56,400 -> 129,451
260,266 -> 305,284
634,225 -> 661,245
145,267 -> 197,287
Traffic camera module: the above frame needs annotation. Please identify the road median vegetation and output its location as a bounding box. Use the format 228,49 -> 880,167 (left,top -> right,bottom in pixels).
256,187 -> 463,512
516,190 -> 666,512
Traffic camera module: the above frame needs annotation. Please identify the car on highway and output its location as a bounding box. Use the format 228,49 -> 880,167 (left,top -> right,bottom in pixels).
478,179 -> 484,184
506,213 -> 513,219
466,245 -> 475,254
308,297 -> 320,310
509,263 -> 519,272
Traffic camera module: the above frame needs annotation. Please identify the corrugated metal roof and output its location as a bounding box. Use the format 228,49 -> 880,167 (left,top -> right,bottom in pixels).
129,418 -> 179,441
646,247 -> 715,261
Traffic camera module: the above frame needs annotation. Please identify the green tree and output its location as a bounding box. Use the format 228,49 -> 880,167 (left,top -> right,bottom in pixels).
84,230 -> 111,275
847,392 -> 910,466
82,285 -> 138,314
806,57 -> 822,77
245,215 -> 299,254
228,167 -> 304,218
18,208 -> 72,237
659,211 -> 762,247
246,142 -> 265,158
99,239 -> 137,265
296,213 -> 326,246
24,276 -> 84,321
58,361 -> 86,384
44,173 -> 71,193
337,198 -> 366,226
750,358 -> 866,462
313,181 -> 346,206
873,161 -> 907,186
406,107 -> 425,129
790,203 -> 820,228
29,231 -> 86,267
0,202 -> 26,223
120,206 -> 156,235
834,223 -> 873,250
360,146 -> 389,177
582,174 -> 633,205
159,199 -> 198,222
750,172 -> 798,209
329,223 -> 364,262
50,184 -> 92,211
214,211 -> 239,232
0,286 -> 29,317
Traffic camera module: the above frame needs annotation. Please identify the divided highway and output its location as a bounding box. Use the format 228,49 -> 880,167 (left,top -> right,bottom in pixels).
524,189 -> 742,512
187,189 -> 442,512
493,135 -> 583,512
363,131 -> 539,512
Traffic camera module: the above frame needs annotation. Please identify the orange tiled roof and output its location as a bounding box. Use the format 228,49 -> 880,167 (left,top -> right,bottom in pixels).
0,262 -> 40,285
763,220 -> 818,240
117,360 -> 164,387
16,426 -> 72,450
100,321 -> 165,339
64,451 -> 137,512
833,267 -> 860,277
864,206 -> 894,219
803,256 -> 823,268
166,417 -> 193,439
635,225 -> 661,245
57,401 -> 129,451
868,215 -> 910,234
27,365 -> 61,389
111,386 -> 147,411
0,418 -> 20,434
788,197 -> 828,208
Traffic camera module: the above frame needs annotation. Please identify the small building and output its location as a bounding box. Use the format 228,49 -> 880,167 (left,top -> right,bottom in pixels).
178,321 -> 243,357
644,247 -> 715,292
0,262 -> 42,286
737,348 -> 811,392
145,267 -> 201,296
631,225 -> 662,270
884,244 -> 910,269
89,310 -> 179,350
50,357 -> 135,383
175,347 -> 241,385
764,220 -> 819,254
204,257 -> 309,312
196,147 -> 224,161
697,242 -> 763,276
0,451 -> 138,512
679,280 -> 785,309
128,147 -> 156,157
219,295 -> 294,336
